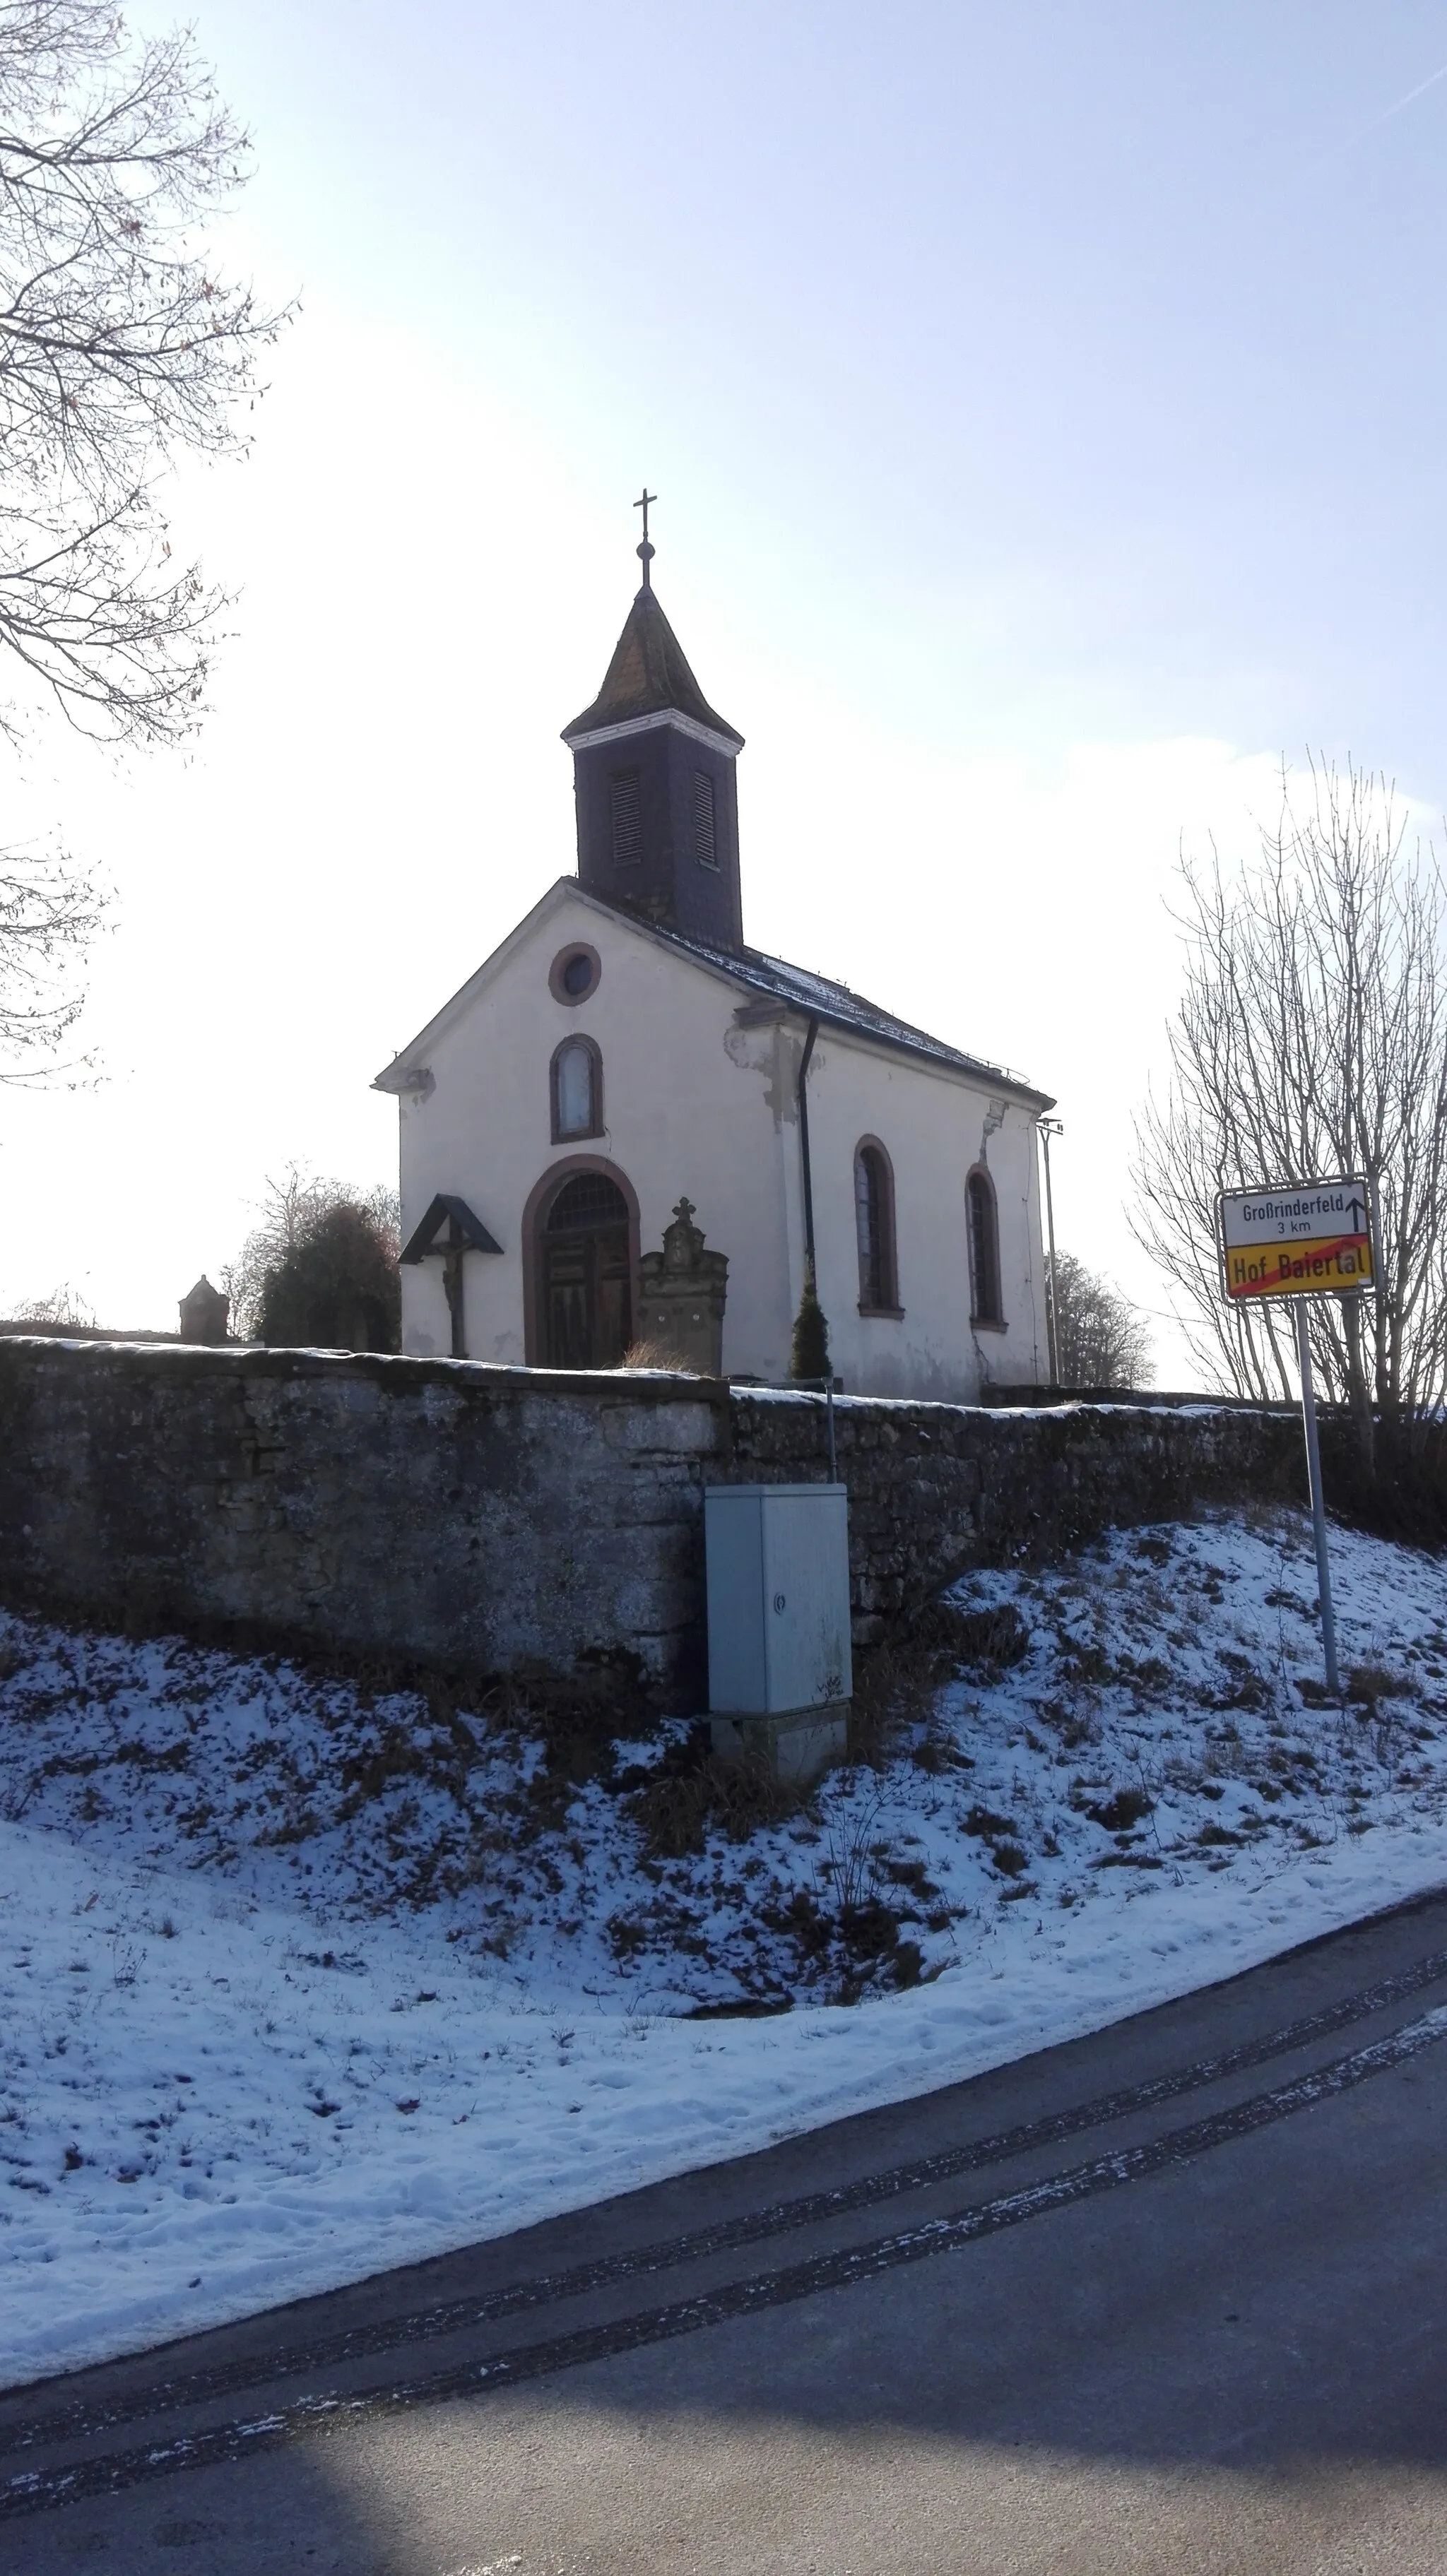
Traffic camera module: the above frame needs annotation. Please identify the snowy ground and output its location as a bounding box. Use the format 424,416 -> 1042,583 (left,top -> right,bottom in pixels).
2,1504 -> 1446,2390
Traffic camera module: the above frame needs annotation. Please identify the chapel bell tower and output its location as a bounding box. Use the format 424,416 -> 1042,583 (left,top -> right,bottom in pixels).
562,497 -> 745,951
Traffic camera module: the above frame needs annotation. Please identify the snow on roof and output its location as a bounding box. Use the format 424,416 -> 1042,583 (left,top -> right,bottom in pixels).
584,894 -> 1053,1105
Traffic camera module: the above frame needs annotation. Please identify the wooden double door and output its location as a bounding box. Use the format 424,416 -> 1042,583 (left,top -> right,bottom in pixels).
542,1172 -> 632,1369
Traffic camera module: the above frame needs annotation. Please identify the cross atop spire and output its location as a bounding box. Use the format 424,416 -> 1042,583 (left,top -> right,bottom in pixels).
634,487 -> 657,587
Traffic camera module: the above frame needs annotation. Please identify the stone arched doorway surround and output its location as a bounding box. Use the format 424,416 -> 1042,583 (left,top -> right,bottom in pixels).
521,1154 -> 642,1370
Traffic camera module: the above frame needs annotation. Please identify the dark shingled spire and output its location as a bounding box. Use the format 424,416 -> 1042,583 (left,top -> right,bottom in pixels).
562,586 -> 743,747
565,526 -> 747,947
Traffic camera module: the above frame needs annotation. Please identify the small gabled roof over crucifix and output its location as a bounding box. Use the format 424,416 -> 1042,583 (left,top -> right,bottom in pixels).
399,1194 -> 502,1265
562,492 -> 743,748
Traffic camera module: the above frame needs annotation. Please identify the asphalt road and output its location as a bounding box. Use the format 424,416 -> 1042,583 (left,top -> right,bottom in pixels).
8,1891 -> 1447,2575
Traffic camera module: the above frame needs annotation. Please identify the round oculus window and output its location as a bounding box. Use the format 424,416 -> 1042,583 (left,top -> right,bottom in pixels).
549,942 -> 601,1005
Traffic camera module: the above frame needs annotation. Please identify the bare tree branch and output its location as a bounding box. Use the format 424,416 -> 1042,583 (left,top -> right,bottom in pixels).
0,835 -> 104,1076
0,1 -> 285,743
0,3 -> 285,1079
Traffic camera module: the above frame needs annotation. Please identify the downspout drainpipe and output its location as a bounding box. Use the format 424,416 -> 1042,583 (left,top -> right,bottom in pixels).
796,1016 -> 834,1476
797,1014 -> 819,1286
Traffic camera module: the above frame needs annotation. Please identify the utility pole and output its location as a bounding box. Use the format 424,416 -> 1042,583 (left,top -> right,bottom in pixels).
1038,1117 -> 1063,1386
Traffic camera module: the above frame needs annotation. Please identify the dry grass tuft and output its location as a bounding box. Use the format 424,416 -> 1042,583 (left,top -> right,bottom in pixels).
630,1743 -> 807,1858
1347,1663 -> 1419,1707
617,1339 -> 699,1372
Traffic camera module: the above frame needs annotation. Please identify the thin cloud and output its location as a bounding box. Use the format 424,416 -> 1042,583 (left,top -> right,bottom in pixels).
1294,55 -> 1447,183
1370,59 -> 1447,132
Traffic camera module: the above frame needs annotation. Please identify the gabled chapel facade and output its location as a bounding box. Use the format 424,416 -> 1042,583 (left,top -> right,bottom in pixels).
374,533 -> 1054,1401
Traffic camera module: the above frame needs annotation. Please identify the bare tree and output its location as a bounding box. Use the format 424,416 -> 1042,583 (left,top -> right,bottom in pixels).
1051,1251 -> 1153,1389
8,1277 -> 93,1323
0,4 -> 282,1078
1132,758 -> 1447,1449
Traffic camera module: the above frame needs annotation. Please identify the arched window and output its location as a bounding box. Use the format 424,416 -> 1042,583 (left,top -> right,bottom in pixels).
967,1167 -> 1003,1326
854,1139 -> 899,1313
550,1035 -> 602,1142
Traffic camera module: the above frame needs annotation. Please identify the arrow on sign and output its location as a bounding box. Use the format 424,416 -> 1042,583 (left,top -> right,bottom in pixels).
1347,1192 -> 1369,1232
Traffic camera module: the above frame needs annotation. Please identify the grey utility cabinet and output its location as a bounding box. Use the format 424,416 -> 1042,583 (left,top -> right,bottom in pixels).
704,1483 -> 852,1780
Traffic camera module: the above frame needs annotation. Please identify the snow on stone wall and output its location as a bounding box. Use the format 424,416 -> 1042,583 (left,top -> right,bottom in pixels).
0,1339 -> 1304,1711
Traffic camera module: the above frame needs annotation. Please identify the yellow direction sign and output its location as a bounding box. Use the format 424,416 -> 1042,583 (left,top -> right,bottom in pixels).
1217,1177 -> 1375,1303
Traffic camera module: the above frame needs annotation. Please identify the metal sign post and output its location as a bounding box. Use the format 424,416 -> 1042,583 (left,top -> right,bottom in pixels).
1292,1302 -> 1340,1697
1215,1175 -> 1374,1699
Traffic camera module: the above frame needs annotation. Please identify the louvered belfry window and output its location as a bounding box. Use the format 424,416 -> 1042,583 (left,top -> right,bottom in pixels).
693,769 -> 717,867
609,767 -> 642,866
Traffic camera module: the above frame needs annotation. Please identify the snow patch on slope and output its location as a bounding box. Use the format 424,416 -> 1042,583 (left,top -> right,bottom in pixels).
1,1506 -> 1445,2387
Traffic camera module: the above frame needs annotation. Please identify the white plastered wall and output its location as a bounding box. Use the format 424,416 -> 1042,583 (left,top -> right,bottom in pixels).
794,1028 -> 1046,1401
390,884 -> 1048,1395
394,888 -> 798,1375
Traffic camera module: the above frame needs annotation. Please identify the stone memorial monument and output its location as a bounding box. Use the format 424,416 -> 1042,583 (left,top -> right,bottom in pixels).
637,1197 -> 728,1375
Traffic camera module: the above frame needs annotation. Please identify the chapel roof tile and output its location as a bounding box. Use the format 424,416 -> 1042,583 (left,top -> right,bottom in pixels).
561,586 -> 743,747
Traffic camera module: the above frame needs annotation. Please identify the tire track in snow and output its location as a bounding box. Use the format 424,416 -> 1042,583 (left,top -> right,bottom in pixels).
6,1997 -> 1447,2522
7,1937 -> 1447,2462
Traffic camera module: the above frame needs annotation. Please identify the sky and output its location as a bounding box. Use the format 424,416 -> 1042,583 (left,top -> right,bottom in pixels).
4,0 -> 1447,1381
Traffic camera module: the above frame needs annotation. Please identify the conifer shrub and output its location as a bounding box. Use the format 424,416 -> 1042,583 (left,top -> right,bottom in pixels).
256,1202 -> 401,1353
789,1271 -> 830,1382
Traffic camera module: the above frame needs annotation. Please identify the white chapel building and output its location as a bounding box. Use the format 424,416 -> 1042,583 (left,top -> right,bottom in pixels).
374,528 -> 1054,1401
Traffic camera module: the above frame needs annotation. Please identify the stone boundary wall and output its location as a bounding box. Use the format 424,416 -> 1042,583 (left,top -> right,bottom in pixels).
728,1391 -> 1305,1646
0,1340 -> 1306,1714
